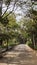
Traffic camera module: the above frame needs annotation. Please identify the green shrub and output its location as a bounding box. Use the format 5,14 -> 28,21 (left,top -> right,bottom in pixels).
34,45 -> 37,50
26,40 -> 33,48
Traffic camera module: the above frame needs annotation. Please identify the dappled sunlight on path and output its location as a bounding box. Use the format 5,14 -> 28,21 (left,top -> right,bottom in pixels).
0,44 -> 37,65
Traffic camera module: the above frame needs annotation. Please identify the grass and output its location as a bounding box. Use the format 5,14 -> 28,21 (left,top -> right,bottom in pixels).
0,41 -> 19,49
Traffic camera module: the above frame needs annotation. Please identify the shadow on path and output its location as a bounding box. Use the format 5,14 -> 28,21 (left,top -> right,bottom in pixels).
0,44 -> 37,65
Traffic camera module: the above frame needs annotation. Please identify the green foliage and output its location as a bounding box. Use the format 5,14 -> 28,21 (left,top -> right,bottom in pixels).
26,40 -> 33,48
34,45 -> 37,50
4,0 -> 11,5
0,0 -> 37,50
0,12 -> 18,49
8,14 -> 16,27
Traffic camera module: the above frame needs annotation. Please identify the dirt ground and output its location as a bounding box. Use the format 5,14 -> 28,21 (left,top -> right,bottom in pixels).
0,44 -> 37,65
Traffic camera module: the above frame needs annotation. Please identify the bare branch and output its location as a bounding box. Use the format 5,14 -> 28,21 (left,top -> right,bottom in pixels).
2,4 -> 10,17
4,0 -> 18,18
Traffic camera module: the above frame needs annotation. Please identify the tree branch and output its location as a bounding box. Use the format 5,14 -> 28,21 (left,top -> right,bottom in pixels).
2,4 -> 10,17
4,0 -> 18,18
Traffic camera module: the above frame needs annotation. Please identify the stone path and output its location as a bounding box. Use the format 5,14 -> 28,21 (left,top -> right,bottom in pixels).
0,44 -> 37,65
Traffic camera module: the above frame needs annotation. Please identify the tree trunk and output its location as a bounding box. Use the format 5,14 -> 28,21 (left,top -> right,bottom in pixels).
0,39 -> 3,58
6,39 -> 8,50
33,34 -> 35,49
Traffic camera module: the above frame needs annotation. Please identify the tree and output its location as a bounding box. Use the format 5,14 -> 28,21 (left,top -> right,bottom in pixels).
0,0 -> 30,46
29,0 -> 37,48
0,0 -> 37,57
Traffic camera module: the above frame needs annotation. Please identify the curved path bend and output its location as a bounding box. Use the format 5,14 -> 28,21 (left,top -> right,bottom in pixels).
0,44 -> 37,65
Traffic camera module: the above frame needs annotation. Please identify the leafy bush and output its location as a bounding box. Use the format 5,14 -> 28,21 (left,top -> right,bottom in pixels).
26,40 -> 33,48
34,45 -> 37,50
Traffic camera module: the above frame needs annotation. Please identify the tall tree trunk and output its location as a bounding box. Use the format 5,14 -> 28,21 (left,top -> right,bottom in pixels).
33,34 -> 35,49
0,0 -> 2,16
6,39 -> 8,50
0,39 -> 3,58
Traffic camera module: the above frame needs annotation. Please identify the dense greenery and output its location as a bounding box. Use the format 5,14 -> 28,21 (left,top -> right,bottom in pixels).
0,0 -> 37,58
